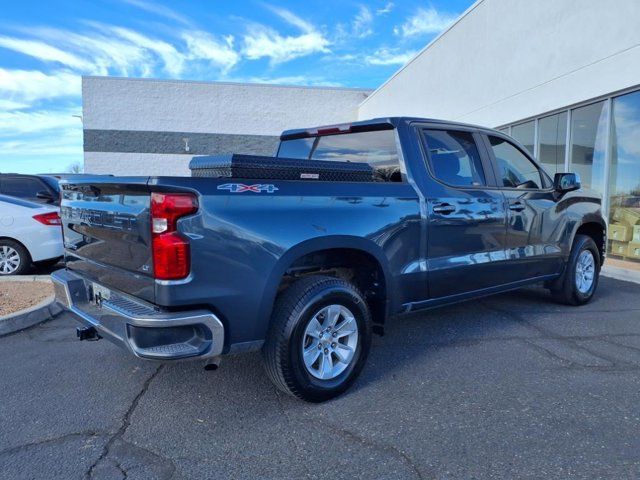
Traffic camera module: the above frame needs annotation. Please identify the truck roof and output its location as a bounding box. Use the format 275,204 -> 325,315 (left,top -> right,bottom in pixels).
280,117 -> 495,140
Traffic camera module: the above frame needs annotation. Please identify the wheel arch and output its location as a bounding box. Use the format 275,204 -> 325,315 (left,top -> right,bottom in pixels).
573,219 -> 606,265
0,236 -> 29,253
258,236 -> 393,336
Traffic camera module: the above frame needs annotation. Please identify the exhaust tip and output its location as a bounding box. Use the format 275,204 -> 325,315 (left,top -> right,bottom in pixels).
204,357 -> 221,371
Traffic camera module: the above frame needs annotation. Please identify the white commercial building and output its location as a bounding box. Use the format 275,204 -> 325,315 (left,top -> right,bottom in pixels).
83,0 -> 640,271
83,78 -> 371,176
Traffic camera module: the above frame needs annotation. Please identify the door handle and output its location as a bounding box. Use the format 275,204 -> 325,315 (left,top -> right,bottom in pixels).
432,203 -> 456,214
509,202 -> 526,212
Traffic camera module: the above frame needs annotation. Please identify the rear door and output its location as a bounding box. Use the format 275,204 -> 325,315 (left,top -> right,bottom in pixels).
481,133 -> 564,281
419,126 -> 508,299
60,179 -> 156,302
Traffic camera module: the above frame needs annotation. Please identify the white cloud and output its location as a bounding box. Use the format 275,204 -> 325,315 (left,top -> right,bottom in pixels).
0,68 -> 80,103
376,2 -> 394,15
0,36 -> 94,71
120,0 -> 191,26
0,134 -> 81,157
0,108 -> 81,136
394,7 -> 458,37
242,7 -> 330,64
243,27 -> 329,64
241,75 -> 343,87
364,47 -> 417,66
0,107 -> 83,173
12,24 -> 240,78
182,32 -> 239,72
266,6 -> 317,34
27,26 -> 154,76
352,6 -> 374,38
103,26 -> 188,76
0,99 -> 29,110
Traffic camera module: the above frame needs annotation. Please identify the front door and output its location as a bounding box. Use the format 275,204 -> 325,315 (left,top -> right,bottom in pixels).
420,128 -> 508,299
482,133 -> 564,281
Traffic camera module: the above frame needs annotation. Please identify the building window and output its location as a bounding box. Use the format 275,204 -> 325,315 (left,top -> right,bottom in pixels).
608,90 -> 640,267
537,112 -> 567,175
511,121 -> 535,156
569,101 -> 609,193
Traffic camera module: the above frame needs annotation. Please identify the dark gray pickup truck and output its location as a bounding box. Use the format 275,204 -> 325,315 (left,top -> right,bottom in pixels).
52,117 -> 606,402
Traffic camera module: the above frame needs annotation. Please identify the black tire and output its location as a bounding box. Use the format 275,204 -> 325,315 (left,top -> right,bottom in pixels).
550,234 -> 600,305
262,275 -> 372,402
0,239 -> 31,276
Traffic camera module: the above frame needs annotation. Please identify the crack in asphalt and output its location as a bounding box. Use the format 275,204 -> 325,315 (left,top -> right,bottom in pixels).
323,423 -> 434,480
85,364 -> 166,480
477,300 -> 640,369
115,461 -> 128,479
273,383 -> 430,479
0,430 -> 101,457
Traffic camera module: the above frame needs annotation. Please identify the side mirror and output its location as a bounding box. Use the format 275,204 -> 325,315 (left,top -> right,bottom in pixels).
36,191 -> 55,203
554,173 -> 581,193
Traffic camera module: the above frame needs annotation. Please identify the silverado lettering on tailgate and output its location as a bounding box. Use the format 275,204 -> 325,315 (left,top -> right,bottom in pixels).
61,206 -> 138,232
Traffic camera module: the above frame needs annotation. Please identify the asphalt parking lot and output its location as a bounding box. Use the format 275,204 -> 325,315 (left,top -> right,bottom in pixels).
2,277 -> 640,480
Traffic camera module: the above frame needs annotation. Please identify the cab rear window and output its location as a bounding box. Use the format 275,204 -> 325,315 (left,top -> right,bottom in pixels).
277,129 -> 402,182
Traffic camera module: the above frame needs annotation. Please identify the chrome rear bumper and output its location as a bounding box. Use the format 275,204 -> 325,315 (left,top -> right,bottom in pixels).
52,269 -> 224,360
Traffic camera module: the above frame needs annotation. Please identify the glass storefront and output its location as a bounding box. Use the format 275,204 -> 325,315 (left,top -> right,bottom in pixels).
499,87 -> 640,271
538,112 -> 567,175
569,101 -> 608,193
609,90 -> 640,267
511,121 -> 535,156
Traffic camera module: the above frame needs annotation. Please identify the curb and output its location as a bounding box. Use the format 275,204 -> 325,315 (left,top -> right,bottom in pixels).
0,275 -> 63,336
601,265 -> 640,285
0,295 -> 62,336
0,275 -> 52,283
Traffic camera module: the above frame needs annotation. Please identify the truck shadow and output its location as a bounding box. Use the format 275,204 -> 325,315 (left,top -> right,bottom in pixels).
72,276 -> 629,410
349,278 -> 626,393
156,277 -> 628,403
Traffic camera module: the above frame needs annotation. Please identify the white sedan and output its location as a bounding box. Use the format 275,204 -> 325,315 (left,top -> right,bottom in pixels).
0,195 -> 63,275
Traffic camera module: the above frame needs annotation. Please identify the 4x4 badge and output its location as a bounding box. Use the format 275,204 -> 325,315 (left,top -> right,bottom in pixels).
217,183 -> 279,193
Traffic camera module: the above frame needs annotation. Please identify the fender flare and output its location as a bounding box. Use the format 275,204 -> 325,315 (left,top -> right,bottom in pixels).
256,235 -> 393,331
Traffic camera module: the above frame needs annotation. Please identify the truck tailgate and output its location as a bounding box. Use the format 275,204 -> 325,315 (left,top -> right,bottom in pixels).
60,178 -> 155,303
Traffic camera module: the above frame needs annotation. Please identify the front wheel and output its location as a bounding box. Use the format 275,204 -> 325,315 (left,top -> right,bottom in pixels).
262,275 -> 372,402
550,234 -> 600,305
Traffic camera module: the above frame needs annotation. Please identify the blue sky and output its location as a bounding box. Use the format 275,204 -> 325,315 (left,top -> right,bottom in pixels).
0,0 -> 473,174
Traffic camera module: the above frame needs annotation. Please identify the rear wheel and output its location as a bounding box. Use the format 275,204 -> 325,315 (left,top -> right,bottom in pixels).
550,234 -> 600,305
0,240 -> 31,276
263,275 -> 372,402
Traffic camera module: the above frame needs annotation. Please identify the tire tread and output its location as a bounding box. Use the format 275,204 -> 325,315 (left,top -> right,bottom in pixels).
263,275 -> 369,401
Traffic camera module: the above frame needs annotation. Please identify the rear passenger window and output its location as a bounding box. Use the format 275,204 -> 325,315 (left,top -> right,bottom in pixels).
487,136 -> 544,189
423,130 -> 486,187
277,129 -> 402,182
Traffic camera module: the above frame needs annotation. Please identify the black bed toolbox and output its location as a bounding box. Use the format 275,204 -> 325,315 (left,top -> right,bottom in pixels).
189,154 -> 374,182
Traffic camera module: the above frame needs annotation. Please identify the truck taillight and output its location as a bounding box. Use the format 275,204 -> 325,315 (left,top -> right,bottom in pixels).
150,193 -> 198,280
33,211 -> 61,226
